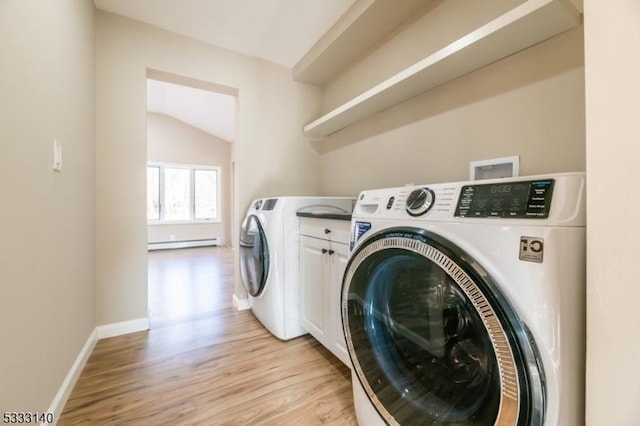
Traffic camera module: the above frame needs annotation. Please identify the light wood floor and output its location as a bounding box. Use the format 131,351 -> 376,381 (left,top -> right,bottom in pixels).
59,247 -> 356,425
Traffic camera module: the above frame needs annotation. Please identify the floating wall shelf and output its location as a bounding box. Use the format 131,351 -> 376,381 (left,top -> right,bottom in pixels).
303,0 -> 581,138
293,0 -> 438,86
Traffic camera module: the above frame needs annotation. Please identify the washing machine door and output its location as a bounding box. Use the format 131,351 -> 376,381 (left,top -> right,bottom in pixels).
239,214 -> 269,297
343,228 -> 544,426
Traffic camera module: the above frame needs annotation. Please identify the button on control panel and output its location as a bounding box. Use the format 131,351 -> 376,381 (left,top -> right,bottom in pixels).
386,196 -> 395,210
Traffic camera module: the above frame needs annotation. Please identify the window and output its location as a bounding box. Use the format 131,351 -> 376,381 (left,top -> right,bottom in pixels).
147,163 -> 220,223
147,166 -> 160,221
164,167 -> 191,220
194,169 -> 218,219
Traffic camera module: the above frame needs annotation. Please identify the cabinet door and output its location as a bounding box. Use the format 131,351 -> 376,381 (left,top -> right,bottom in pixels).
299,235 -> 328,343
330,242 -> 351,367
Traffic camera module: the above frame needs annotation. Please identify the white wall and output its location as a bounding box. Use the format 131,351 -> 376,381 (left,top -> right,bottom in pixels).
584,0 -> 640,424
96,11 -> 322,325
318,24 -> 585,196
0,0 -> 95,413
147,113 -> 232,246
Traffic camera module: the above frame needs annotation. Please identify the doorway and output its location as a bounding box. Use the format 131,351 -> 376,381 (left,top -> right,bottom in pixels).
145,69 -> 238,328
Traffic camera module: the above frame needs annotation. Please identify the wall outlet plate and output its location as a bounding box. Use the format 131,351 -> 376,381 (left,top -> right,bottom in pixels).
470,155 -> 519,180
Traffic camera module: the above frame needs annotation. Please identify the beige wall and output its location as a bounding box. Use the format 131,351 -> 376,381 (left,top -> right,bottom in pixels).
96,11 -> 321,325
584,0 -> 640,424
0,0 -> 95,413
147,113 -> 232,245
318,26 -> 585,196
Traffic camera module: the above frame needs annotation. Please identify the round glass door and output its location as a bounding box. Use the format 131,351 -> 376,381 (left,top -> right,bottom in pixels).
343,228 -> 543,426
239,214 -> 269,297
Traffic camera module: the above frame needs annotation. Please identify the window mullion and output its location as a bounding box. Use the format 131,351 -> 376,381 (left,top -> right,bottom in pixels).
159,165 -> 164,221
191,168 -> 196,220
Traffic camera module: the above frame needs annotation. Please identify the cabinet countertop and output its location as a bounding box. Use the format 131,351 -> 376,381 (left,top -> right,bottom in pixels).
296,212 -> 352,221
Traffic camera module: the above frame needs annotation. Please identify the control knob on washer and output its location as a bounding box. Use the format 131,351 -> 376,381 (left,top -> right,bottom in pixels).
406,188 -> 435,216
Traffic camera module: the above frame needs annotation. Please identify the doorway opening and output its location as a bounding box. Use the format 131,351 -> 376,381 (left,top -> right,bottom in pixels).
145,69 -> 238,329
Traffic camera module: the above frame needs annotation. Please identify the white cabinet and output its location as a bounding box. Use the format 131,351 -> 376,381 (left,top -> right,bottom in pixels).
299,236 -> 328,339
299,218 -> 351,367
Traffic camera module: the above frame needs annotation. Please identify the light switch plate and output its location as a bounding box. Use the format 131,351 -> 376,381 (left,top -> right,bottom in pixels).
53,140 -> 62,172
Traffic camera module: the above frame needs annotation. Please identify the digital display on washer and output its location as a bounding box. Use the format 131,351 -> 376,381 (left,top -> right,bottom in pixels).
455,179 -> 554,218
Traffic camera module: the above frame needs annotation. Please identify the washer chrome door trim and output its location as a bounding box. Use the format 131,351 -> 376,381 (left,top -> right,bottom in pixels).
342,228 -> 544,425
239,214 -> 269,297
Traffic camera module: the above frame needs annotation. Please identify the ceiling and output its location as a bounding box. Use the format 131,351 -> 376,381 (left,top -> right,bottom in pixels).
146,79 -> 237,142
93,0 -> 355,68
96,0 -> 355,141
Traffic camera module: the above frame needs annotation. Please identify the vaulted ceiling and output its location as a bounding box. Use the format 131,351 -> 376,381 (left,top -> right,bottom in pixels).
146,79 -> 237,142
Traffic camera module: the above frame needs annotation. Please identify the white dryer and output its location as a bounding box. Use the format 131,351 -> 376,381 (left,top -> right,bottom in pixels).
240,196 -> 354,340
342,173 -> 585,425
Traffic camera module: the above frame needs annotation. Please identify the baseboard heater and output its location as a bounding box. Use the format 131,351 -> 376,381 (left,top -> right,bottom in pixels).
148,238 -> 220,251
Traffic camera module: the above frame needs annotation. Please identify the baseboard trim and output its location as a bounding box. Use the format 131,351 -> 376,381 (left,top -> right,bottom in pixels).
232,293 -> 251,311
148,238 -> 220,251
45,328 -> 98,425
45,318 -> 150,424
96,317 -> 150,339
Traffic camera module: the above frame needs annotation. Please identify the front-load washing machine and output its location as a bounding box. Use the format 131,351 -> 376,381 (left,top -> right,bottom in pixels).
342,172 -> 585,425
240,196 -> 354,340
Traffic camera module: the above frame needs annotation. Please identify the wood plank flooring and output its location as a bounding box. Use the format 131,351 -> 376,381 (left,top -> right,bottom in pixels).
58,247 -> 357,425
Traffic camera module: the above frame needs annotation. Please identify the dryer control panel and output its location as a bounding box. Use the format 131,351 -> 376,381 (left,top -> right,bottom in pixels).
455,179 -> 554,219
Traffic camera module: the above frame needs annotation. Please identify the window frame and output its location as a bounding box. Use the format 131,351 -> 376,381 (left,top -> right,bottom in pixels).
147,162 -> 222,225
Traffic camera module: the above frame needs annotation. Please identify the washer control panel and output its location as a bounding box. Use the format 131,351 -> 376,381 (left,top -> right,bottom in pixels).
352,173 -> 582,225
455,179 -> 554,218
406,188 -> 435,216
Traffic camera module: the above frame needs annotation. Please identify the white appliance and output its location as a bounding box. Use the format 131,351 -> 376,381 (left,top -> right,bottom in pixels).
240,196 -> 354,340
342,172 -> 585,425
